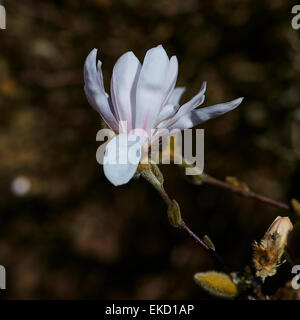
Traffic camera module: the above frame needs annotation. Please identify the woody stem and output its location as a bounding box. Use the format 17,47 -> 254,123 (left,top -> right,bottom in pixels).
141,171 -> 231,271
202,174 -> 290,211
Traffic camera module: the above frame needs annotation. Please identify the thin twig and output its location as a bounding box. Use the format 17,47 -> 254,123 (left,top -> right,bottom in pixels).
179,155 -> 291,212
141,172 -> 231,271
202,174 -> 291,211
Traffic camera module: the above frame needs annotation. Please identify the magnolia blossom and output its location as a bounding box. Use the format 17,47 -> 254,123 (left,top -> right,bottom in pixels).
84,45 -> 243,186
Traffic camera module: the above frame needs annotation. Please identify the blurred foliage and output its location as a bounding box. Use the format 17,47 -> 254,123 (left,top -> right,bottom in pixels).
0,0 -> 300,299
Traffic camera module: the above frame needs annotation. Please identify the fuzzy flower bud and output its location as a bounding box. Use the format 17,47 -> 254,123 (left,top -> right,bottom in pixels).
265,216 -> 293,248
253,216 -> 293,282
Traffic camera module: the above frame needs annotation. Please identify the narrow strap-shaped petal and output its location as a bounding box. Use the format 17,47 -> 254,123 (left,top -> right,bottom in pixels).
160,82 -> 206,130
168,87 -> 186,106
134,45 -> 178,134
155,103 -> 180,125
84,49 -> 118,131
103,133 -> 144,186
111,51 -> 141,133
168,97 -> 243,131
161,56 -> 180,106
155,87 -> 186,125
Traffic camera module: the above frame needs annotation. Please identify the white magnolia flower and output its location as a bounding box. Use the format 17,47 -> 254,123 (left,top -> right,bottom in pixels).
84,45 -> 243,186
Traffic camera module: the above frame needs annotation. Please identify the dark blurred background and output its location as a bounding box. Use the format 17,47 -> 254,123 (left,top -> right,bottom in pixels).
0,0 -> 299,299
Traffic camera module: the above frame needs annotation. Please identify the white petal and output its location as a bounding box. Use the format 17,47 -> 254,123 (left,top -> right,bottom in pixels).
169,97 -> 244,131
84,49 -> 118,131
134,45 -> 178,133
111,51 -> 141,132
103,133 -> 144,186
155,103 -> 180,125
155,87 -> 186,124
161,82 -> 206,129
167,87 -> 186,106
162,56 -> 180,105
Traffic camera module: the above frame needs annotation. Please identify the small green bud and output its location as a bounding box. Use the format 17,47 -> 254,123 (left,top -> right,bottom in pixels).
203,235 -> 216,251
168,200 -> 183,228
225,176 -> 249,191
291,199 -> 300,218
140,166 -> 162,191
150,163 -> 164,185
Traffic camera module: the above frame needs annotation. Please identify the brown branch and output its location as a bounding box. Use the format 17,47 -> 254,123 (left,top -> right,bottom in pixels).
202,174 -> 291,211
158,186 -> 211,252
140,169 -> 231,271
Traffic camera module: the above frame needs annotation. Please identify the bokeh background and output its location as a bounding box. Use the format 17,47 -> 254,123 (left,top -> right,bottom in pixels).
0,0 -> 300,299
